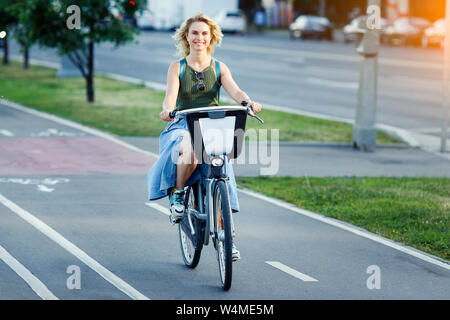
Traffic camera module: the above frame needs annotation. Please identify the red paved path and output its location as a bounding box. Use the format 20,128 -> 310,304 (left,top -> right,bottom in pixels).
0,137 -> 157,175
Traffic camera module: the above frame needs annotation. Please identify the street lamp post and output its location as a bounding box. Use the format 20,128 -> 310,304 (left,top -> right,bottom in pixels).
441,0 -> 450,153
353,0 -> 381,152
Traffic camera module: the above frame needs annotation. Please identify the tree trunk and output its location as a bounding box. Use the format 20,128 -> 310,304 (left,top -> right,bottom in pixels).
23,45 -> 29,69
86,41 -> 94,103
2,37 -> 8,65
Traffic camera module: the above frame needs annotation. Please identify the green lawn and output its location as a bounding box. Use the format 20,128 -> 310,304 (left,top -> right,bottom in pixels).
0,61 -> 398,143
237,176 -> 450,261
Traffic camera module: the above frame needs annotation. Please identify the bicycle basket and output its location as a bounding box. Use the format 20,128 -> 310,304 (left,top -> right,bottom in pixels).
185,107 -> 247,163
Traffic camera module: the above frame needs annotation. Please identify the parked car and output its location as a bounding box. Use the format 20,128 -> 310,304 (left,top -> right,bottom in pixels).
382,17 -> 431,46
343,15 -> 388,43
289,15 -> 333,40
214,9 -> 247,34
136,9 -> 155,30
152,15 -> 181,31
422,19 -> 445,48
106,3 -> 136,27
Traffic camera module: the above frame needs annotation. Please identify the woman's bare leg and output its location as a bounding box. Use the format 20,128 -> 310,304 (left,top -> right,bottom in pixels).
175,134 -> 198,190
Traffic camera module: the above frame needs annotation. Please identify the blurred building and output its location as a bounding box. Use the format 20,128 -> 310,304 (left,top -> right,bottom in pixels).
143,0 -> 445,29
409,0 -> 445,22
387,0 -> 445,23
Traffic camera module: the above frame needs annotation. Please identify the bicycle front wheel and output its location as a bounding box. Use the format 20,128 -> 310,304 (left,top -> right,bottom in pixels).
213,180 -> 233,291
178,186 -> 202,268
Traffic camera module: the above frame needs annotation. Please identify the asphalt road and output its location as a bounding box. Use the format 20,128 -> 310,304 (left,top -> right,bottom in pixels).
8,30 -> 447,134
0,102 -> 449,300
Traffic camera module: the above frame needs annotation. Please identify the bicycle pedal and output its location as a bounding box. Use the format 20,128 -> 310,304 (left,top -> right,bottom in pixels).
169,215 -> 182,224
232,251 -> 241,262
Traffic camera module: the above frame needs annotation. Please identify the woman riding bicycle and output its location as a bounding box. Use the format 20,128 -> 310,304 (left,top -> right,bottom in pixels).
147,13 -> 262,261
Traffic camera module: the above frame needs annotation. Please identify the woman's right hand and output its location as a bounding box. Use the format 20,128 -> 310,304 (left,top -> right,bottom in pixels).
160,109 -> 172,122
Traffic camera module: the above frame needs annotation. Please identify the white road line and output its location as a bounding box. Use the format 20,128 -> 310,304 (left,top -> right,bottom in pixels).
239,188 -> 450,271
0,245 -> 58,300
266,261 -> 318,282
306,77 -> 358,90
0,194 -> 150,300
414,127 -> 450,134
0,129 -> 14,137
145,202 -> 170,216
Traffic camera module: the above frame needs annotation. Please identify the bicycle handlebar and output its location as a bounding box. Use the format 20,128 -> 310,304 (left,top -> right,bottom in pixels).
169,110 -> 177,119
241,100 -> 264,124
168,101 -> 264,124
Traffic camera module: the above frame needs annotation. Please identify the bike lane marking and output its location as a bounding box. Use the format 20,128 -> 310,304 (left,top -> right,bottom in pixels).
0,194 -> 150,300
0,244 -> 58,300
145,202 -> 170,216
0,129 -> 14,137
265,261 -> 318,282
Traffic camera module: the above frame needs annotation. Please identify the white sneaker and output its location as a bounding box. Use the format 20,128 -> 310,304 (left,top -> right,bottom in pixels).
169,189 -> 185,223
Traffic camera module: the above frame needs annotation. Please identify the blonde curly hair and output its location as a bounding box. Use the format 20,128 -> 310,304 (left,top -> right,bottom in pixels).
173,13 -> 223,57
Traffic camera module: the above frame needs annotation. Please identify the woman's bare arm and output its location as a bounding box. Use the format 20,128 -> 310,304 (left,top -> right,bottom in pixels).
160,61 -> 180,121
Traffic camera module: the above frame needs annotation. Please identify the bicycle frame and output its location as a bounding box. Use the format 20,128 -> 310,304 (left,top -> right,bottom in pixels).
177,106 -> 247,244
204,167 -> 235,246
182,160 -> 234,248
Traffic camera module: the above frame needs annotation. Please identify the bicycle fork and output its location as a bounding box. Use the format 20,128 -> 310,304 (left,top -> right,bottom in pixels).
205,178 -> 236,247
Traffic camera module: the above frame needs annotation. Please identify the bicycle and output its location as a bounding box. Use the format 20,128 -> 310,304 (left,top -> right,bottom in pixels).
168,101 -> 263,291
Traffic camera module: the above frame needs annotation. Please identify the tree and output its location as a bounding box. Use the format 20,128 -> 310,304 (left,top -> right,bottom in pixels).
2,0 -> 40,69
32,0 -> 144,103
0,2 -> 18,65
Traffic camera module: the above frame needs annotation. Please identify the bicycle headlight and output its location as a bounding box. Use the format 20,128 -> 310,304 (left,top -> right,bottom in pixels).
211,156 -> 224,167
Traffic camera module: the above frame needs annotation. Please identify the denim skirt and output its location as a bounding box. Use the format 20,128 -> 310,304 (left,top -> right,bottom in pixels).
147,117 -> 240,212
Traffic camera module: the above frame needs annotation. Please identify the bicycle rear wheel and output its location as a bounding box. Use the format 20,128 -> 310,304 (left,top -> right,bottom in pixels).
213,180 -> 233,291
178,186 -> 202,268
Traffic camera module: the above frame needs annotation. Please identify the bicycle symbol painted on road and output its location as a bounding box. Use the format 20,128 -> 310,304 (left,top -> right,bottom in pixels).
0,177 -> 70,193
30,128 -> 86,137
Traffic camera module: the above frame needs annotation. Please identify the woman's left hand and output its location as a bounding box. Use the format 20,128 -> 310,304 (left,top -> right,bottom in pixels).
250,101 -> 262,115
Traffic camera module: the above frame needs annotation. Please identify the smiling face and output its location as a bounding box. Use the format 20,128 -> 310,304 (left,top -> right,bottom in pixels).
186,21 -> 212,53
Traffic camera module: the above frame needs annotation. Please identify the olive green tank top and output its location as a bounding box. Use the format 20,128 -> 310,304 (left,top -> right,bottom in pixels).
176,58 -> 220,111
